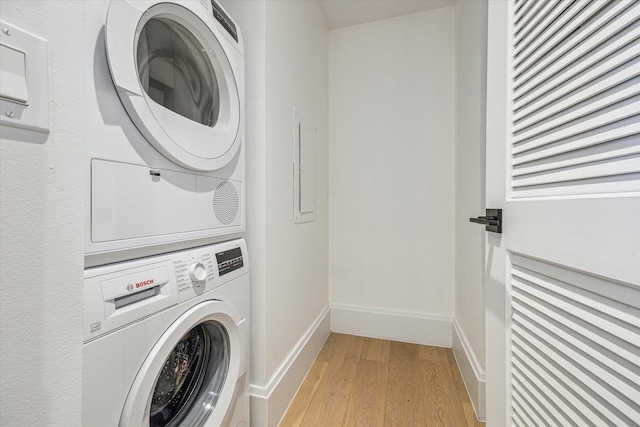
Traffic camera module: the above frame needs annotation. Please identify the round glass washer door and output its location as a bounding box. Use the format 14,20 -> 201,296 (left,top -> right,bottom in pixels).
149,321 -> 228,426
105,1 -> 242,171
120,301 -> 243,427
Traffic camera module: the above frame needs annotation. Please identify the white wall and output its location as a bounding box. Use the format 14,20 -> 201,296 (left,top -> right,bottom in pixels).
453,0 -> 488,420
329,8 -> 456,344
220,1 -> 329,426
263,0 -> 329,379
0,2 -> 84,426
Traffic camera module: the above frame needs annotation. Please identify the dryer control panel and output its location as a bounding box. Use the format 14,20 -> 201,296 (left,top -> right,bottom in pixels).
211,0 -> 238,42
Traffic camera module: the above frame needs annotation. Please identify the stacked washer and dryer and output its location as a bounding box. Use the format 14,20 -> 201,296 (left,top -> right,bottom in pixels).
84,1 -> 249,426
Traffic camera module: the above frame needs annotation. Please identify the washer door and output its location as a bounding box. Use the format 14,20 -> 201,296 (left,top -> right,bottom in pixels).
105,1 -> 242,171
120,301 -> 243,427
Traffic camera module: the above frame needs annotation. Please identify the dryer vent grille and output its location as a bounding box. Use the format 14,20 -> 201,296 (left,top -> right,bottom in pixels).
213,181 -> 239,225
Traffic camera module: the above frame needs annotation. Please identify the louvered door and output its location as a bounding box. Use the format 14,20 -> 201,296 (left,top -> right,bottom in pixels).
505,0 -> 640,425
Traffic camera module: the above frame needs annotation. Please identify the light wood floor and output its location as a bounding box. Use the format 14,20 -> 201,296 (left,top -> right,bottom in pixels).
279,333 -> 485,427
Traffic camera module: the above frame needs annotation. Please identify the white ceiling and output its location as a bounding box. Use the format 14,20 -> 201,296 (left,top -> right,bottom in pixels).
317,0 -> 455,30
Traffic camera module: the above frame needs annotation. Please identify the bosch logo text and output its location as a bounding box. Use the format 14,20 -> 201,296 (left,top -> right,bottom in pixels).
135,279 -> 154,289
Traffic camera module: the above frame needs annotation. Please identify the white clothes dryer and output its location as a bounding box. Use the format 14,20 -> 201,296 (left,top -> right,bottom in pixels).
86,0 -> 245,267
83,239 -> 250,427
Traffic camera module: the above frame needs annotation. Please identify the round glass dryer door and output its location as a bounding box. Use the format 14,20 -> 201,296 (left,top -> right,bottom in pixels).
105,1 -> 242,171
120,301 -> 244,427
137,18 -> 221,130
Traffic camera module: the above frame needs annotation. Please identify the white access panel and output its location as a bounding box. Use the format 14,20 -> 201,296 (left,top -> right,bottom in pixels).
91,160 -> 196,242
293,107 -> 317,223
91,160 -> 242,243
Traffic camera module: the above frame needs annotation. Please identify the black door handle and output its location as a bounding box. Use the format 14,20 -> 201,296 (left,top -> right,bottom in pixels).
470,209 -> 502,233
469,216 -> 499,226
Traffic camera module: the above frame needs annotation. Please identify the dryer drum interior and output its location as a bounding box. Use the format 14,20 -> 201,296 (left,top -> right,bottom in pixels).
150,321 -> 230,427
137,17 -> 220,128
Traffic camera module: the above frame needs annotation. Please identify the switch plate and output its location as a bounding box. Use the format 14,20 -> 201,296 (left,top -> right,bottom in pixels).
0,44 -> 29,104
0,20 -> 49,136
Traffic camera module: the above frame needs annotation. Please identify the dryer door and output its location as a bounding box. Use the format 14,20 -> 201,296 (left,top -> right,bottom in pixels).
120,301 -> 244,427
105,1 -> 242,172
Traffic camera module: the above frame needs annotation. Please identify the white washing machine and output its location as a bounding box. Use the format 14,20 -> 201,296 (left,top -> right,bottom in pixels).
83,239 -> 250,427
86,0 -> 245,267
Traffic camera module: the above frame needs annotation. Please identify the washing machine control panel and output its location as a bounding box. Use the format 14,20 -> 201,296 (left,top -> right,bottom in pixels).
216,247 -> 244,276
174,253 -> 215,295
170,242 -> 247,303
189,261 -> 208,282
84,239 -> 248,341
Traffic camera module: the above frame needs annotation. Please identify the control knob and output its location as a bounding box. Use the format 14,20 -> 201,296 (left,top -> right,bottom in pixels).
189,261 -> 208,283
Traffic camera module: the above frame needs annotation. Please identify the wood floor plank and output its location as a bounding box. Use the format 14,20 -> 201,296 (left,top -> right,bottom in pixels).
299,334 -> 365,426
446,350 -> 485,426
315,332 -> 341,363
342,359 -> 388,427
418,344 -> 449,363
383,341 -> 425,426
279,361 -> 328,427
463,401 -> 484,427
362,337 -> 391,362
446,349 -> 468,397
420,359 -> 469,426
279,334 -> 485,427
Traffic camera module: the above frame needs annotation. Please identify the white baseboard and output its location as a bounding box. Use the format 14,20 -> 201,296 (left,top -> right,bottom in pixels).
330,303 -> 453,347
249,305 -> 331,427
452,318 -> 486,421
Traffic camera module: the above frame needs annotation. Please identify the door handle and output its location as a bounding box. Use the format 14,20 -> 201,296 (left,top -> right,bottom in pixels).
470,208 -> 502,233
469,217 -> 499,226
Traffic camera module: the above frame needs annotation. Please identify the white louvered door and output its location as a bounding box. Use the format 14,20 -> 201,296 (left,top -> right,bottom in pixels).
487,0 -> 640,426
